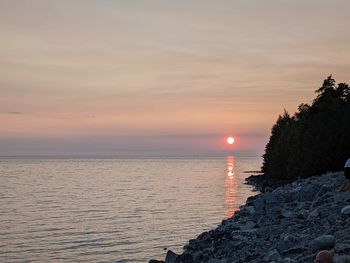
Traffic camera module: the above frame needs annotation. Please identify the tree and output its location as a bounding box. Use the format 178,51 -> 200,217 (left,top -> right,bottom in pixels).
262,76 -> 350,181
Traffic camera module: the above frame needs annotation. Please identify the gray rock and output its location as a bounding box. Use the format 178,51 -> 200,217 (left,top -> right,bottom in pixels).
264,249 -> 281,261
281,234 -> 298,243
208,259 -> 227,263
336,256 -> 350,263
276,240 -> 294,253
334,242 -> 350,253
245,206 -> 256,214
334,191 -> 350,203
282,257 -> 297,263
281,210 -> 293,218
282,245 -> 305,255
308,208 -> 319,219
309,235 -> 335,252
239,221 -> 256,231
175,253 -> 193,263
165,250 -> 178,263
341,205 -> 350,215
155,173 -> 350,263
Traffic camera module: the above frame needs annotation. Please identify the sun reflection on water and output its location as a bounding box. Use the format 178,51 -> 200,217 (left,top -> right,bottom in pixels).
224,156 -> 239,218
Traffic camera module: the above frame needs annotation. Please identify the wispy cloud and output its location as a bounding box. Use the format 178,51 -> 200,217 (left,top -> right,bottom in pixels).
0,1 -> 350,154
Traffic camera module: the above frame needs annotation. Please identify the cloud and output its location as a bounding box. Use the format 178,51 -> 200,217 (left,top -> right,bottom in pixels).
8,111 -> 21,114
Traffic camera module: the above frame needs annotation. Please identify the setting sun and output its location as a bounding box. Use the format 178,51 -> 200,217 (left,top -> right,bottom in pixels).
227,137 -> 235,145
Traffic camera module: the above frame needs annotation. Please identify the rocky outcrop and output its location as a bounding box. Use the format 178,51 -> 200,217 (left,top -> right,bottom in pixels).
150,172 -> 350,263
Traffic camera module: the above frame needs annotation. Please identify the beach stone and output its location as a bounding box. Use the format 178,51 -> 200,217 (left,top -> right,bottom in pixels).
334,191 -> 350,203
207,258 -> 227,263
149,260 -> 164,263
251,196 -> 265,211
336,256 -> 350,263
308,208 -> 319,219
165,250 -> 178,263
276,240 -> 302,255
309,235 -> 335,251
197,231 -> 211,241
176,253 -> 194,263
245,206 -> 256,214
283,257 -> 297,263
341,205 -> 350,215
282,234 -> 298,243
154,172 -> 350,263
264,249 -> 281,261
282,245 -> 305,255
281,210 -> 293,218
334,243 -> 350,253
239,221 -> 256,231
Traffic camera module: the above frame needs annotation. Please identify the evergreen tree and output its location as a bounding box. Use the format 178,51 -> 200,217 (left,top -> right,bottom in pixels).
262,76 -> 350,181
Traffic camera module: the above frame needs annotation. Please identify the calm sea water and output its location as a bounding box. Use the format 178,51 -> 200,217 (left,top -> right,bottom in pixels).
0,156 -> 261,262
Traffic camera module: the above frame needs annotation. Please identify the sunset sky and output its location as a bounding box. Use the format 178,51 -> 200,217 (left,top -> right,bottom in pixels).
1,0 -> 350,155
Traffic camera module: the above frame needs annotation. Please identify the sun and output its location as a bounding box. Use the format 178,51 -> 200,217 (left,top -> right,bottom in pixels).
227,136 -> 235,145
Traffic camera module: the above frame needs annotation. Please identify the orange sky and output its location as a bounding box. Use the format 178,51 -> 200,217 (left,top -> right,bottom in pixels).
1,1 -> 350,155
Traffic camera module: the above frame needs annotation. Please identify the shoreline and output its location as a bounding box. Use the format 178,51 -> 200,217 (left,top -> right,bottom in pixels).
150,172 -> 350,263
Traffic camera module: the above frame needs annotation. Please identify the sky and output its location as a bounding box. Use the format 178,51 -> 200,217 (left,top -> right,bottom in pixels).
1,0 -> 350,156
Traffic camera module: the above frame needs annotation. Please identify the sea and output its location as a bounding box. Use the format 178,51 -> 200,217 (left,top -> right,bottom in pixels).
0,155 -> 262,262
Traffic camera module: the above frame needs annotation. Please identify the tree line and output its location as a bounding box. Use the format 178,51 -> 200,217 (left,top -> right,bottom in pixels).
262,75 -> 350,181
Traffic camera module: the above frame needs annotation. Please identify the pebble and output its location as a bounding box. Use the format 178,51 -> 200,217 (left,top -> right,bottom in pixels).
341,205 -> 350,215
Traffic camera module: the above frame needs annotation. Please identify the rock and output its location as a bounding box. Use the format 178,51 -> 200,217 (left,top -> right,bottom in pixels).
334,243 -> 350,253
191,250 -> 203,261
282,245 -> 305,255
281,210 -> 293,218
245,206 -> 256,214
153,172 -> 350,263
149,260 -> 164,263
308,208 -> 319,219
283,257 -> 297,263
239,221 -> 256,231
197,231 -> 211,241
175,253 -> 193,263
165,250 -> 178,263
333,191 -> 350,203
281,234 -> 298,243
336,256 -> 350,263
276,240 -> 293,253
309,235 -> 335,252
264,249 -> 281,261
341,205 -> 350,215
208,258 -> 227,263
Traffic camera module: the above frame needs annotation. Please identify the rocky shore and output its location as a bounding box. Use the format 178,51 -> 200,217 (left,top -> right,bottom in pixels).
150,172 -> 350,263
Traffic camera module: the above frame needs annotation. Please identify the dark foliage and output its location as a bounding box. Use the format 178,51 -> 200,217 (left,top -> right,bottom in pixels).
262,75 -> 350,181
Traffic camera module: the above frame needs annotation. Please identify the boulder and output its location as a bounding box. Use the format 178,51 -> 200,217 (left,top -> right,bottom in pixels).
309,235 -> 335,252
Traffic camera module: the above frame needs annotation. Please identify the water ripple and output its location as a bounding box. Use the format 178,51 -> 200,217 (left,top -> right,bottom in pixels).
0,156 -> 261,262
